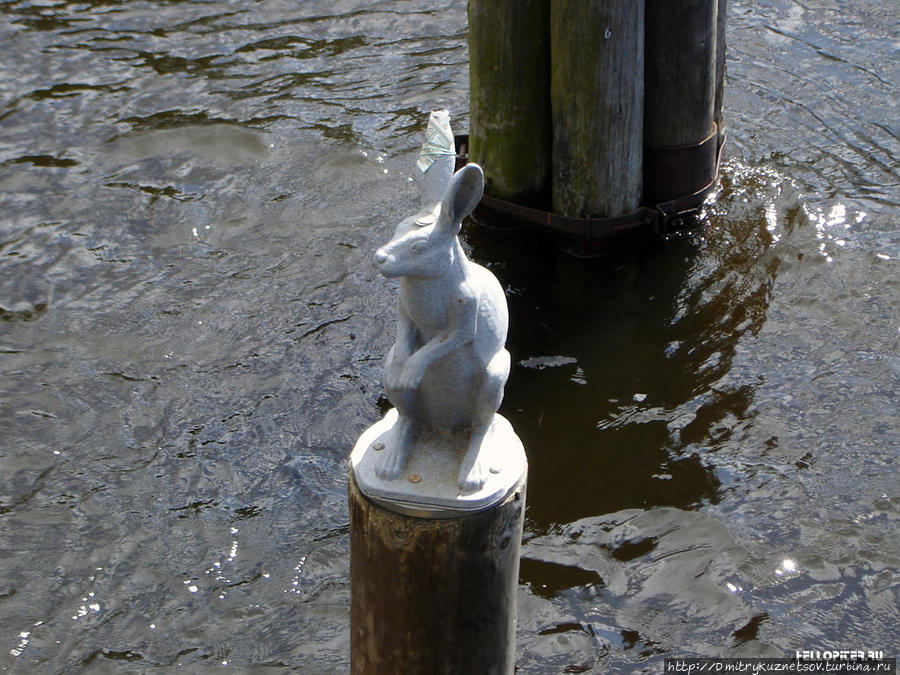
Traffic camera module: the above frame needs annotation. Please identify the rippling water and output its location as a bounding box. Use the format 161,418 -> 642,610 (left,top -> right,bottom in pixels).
1,0 -> 897,672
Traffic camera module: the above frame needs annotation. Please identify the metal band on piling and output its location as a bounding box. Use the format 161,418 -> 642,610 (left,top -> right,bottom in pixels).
456,131 -> 726,250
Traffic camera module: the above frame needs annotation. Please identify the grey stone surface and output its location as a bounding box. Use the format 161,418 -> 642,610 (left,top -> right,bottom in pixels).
351,112 -> 526,516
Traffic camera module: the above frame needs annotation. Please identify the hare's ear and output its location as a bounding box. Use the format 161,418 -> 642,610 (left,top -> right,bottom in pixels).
438,163 -> 484,236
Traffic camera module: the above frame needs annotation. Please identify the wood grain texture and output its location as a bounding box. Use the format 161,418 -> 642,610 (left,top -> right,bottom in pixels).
468,0 -> 551,208
715,0 -> 728,145
644,0 -> 718,147
349,471 -> 526,675
550,0 -> 644,218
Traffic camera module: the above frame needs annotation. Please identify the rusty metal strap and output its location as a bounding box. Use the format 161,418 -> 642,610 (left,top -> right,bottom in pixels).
643,125 -> 720,205
478,193 -> 657,239
456,131 -> 725,243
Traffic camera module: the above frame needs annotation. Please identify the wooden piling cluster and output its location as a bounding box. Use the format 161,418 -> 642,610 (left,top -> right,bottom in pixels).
468,0 -> 727,222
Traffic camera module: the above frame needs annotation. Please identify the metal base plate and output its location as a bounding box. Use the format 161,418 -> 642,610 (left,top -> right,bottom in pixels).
349,409 -> 527,519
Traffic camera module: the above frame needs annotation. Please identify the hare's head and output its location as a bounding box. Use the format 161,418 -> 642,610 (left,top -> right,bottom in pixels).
374,164 -> 484,279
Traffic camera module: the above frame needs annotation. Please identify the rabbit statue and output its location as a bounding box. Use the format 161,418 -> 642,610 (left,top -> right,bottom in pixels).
372,161 -> 510,492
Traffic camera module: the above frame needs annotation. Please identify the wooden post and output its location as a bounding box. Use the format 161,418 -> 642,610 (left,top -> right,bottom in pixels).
349,471 -> 526,675
550,0 -> 645,218
468,0 -> 552,208
715,0 -> 728,147
643,0 -> 719,203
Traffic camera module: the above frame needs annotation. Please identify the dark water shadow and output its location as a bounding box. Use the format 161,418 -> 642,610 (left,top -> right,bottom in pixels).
460,173 -> 785,669
463,179 -> 779,531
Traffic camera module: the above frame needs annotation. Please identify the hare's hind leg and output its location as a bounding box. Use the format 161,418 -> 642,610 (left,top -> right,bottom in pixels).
374,414 -> 415,480
376,348 -> 421,480
457,349 -> 511,492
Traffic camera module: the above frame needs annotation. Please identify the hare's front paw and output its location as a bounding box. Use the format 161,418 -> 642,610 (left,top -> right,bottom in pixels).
385,355 -> 425,391
384,363 -> 404,391
395,357 -> 426,391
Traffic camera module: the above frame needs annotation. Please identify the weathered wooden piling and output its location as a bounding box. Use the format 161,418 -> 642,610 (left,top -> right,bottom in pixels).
550,0 -> 644,219
466,0 -> 727,239
468,0 -> 552,207
715,0 -> 728,147
349,472 -> 526,675
643,0 -> 719,204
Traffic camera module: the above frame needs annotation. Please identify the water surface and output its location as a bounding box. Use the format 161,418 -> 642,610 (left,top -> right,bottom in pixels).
1,0 -> 897,672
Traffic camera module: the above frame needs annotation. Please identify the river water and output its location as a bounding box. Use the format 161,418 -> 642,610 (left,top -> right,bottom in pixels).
0,0 -> 897,672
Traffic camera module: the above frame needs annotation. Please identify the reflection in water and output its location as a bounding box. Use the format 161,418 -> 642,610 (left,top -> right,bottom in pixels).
519,507 -> 758,670
468,165 -> 782,527
471,152 -> 899,668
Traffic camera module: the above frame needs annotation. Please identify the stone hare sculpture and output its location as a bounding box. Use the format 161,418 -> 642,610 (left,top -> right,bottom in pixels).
372,161 -> 510,493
